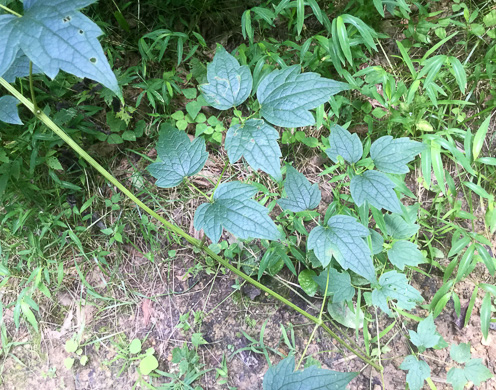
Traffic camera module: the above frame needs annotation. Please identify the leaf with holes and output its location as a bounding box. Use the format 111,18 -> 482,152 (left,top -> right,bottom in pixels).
326,124 -> 363,164
225,119 -> 282,181
400,355 -> 431,390
313,268 -> 355,303
387,240 -> 424,270
308,215 -> 375,282
0,0 -> 120,95
200,45 -> 252,110
0,95 -> 22,124
372,271 -> 423,316
147,124 -> 208,188
370,136 -> 425,174
263,356 -> 357,390
350,170 -> 402,213
257,65 -> 349,127
277,166 -> 321,212
194,182 -> 281,244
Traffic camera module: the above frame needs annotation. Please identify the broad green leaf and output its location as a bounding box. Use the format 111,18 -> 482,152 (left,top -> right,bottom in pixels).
385,214 -> 419,239
400,355 -> 431,390
473,116 -> 491,161
387,240 -> 423,270
65,339 -> 78,353
200,46 -> 252,110
370,136 -> 425,174
464,358 -> 493,386
129,338 -> 142,354
225,119 -> 282,180
263,356 -> 357,390
257,65 -> 349,127
328,302 -> 364,329
2,52 -> 41,82
308,215 -> 375,282
369,229 -> 384,255
326,124 -> 363,164
147,124 -> 208,188
298,269 -> 318,297
350,170 -> 402,213
194,182 -> 281,243
277,166 -> 321,211
0,0 -> 120,95
447,367 -> 467,390
372,271 -> 423,315
313,268 -> 355,303
64,357 -> 75,369
408,314 -> 441,353
450,343 -> 471,364
139,355 -> 158,375
0,95 -> 22,125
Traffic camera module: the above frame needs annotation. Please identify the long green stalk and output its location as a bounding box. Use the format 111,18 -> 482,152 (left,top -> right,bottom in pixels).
0,77 -> 382,372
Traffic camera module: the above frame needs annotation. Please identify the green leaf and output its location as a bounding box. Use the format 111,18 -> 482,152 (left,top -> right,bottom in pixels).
147,124 -> 208,188
225,119 -> 282,181
80,355 -> 88,366
387,240 -> 424,270
372,271 -> 423,316
65,339 -> 79,353
277,166 -> 321,211
139,354 -> 158,375
20,301 -> 38,332
370,136 -> 425,174
2,52 -> 41,82
326,124 -> 363,164
296,0 -> 304,35
408,314 -> 441,353
369,229 -> 384,255
464,358 -> 493,386
0,96 -> 22,125
483,9 -> 496,27
194,182 -> 281,243
450,343 -> 471,364
129,338 -> 142,354
350,170 -> 402,213
473,116 -> 491,161
263,356 -> 357,390
298,269 -> 318,297
64,357 -> 75,370
0,0 -> 120,95
448,56 -> 467,94
257,65 -> 349,127
313,268 -> 355,303
191,332 -> 208,347
385,214 -> 419,239
336,16 -> 352,65
447,367 -> 467,390
308,215 -> 375,282
480,292 -> 492,341
328,302 -> 364,329
400,355 -> 431,390
200,46 -> 252,110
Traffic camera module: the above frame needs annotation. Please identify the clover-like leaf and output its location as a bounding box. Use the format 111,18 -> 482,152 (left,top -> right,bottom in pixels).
257,65 -> 349,127
385,213 -> 419,239
194,182 -> 281,244
408,314 -> 442,353
370,136 -> 425,174
313,268 -> 355,303
225,119 -> 282,180
263,356 -> 357,390
147,124 -> 208,188
2,51 -> 41,82
350,170 -> 402,213
372,271 -> 423,316
200,46 -> 252,110
387,240 -> 424,270
277,166 -> 321,212
0,96 -> 22,125
308,215 -> 376,282
0,0 -> 120,95
400,355 -> 431,390
326,124 -> 363,164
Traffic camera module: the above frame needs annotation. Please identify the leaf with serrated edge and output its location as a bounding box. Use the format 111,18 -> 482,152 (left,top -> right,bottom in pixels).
2,51 -> 42,82
408,314 -> 440,353
200,46 -> 252,110
400,355 -> 431,390
387,240 -> 424,270
308,215 -> 376,282
372,271 -> 423,316
326,124 -> 363,164
350,170 -> 402,213
450,343 -> 471,364
385,214 -> 419,239
257,65 -> 349,127
225,119 -> 282,180
0,96 -> 22,125
312,268 -> 355,303
194,182 -> 281,244
0,0 -> 120,95
464,358 -> 493,386
277,166 -> 321,211
263,356 -> 357,390
447,367 -> 467,390
147,124 -> 208,188
370,136 -> 425,174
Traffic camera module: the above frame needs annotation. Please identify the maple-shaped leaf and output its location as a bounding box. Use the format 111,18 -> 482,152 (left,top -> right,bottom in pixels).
350,170 -> 402,213
0,95 -> 22,124
225,119 -> 282,180
400,355 -> 431,390
447,360 -> 493,390
312,268 -> 355,303
263,356 -> 357,390
277,166 -> 321,212
147,124 -> 208,188
257,65 -> 349,127
408,314 -> 443,353
387,240 -> 424,270
0,0 -> 120,95
2,51 -> 41,82
372,271 -> 423,315
370,136 -> 425,174
200,46 -> 252,110
194,181 -> 281,244
326,124 -> 363,164
308,215 -> 376,282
